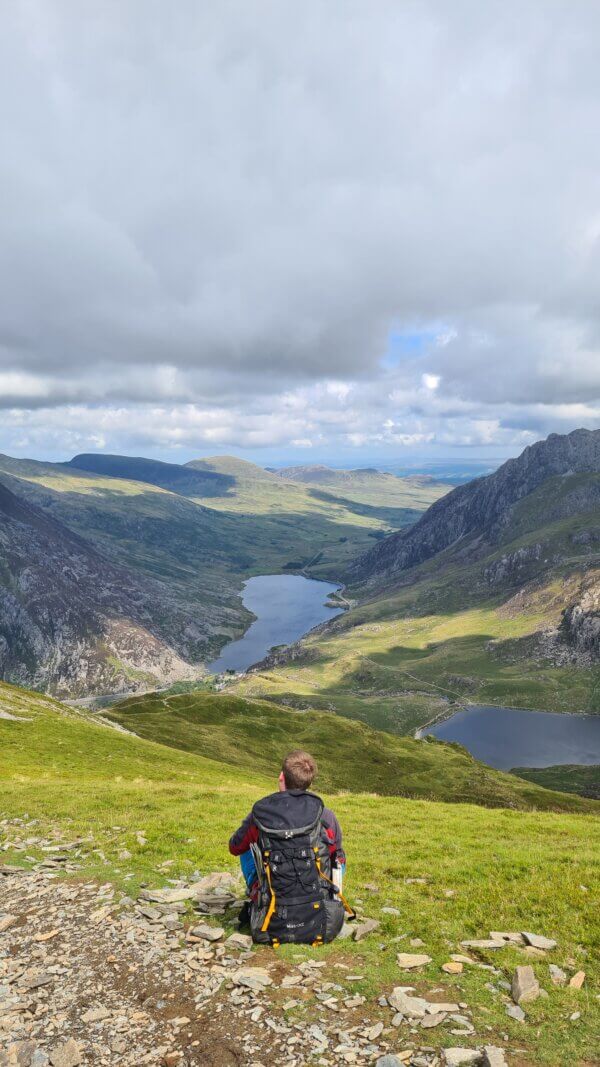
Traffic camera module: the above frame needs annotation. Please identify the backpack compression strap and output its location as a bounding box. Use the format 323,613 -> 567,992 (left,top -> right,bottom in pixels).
260,850 -> 277,933
313,847 -> 357,920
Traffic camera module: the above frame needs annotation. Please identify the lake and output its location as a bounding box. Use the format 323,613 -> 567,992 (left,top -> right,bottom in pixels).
420,704 -> 600,769
208,573 -> 342,674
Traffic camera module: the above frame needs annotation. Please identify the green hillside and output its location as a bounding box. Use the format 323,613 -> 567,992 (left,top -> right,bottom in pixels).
1,680 -> 598,1066
107,689 -> 596,812
271,464 -> 449,527
69,451 -> 233,495
185,455 -> 448,576
513,765 -> 600,800
0,451 -> 442,592
236,472 -> 600,732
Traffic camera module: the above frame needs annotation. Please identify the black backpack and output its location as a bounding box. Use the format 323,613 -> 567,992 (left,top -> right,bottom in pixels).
249,790 -> 355,946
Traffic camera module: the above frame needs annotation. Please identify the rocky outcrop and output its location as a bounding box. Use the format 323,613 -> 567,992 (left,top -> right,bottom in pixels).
349,428 -> 600,585
0,480 -> 201,696
557,575 -> 600,663
483,544 -> 543,586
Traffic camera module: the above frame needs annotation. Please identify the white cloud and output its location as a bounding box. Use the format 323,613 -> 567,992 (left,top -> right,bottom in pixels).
422,374 -> 441,392
0,1 -> 599,460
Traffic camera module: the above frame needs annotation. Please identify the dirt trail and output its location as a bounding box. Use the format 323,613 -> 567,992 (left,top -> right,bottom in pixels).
0,866 -> 522,1067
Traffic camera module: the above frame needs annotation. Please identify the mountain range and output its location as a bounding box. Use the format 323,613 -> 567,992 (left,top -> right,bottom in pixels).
0,429 -> 599,714
0,452 -> 443,695
237,428 -> 600,732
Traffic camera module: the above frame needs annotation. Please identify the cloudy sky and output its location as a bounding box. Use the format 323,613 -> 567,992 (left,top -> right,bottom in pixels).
1,1 -> 600,465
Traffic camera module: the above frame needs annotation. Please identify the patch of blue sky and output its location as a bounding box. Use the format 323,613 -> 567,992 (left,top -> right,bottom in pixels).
380,327 -> 440,369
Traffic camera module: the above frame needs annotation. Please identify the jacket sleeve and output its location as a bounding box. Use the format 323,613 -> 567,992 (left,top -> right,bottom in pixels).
322,806 -> 346,866
228,811 -> 259,856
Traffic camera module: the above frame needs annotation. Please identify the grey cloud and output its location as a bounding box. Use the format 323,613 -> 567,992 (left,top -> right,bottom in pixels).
1,0 -> 600,456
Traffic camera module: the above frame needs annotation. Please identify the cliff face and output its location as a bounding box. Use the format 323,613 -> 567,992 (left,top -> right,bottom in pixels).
557,575 -> 600,664
0,481 -> 199,697
349,428 -> 600,584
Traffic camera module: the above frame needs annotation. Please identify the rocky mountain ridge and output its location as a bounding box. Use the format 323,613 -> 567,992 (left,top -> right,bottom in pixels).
0,479 -> 201,696
349,429 -> 600,585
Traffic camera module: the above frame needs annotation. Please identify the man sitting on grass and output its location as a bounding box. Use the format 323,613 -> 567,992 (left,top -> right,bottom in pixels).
229,749 -> 350,944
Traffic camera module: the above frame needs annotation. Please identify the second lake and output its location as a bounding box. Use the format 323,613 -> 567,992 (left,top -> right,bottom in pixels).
419,703 -> 600,769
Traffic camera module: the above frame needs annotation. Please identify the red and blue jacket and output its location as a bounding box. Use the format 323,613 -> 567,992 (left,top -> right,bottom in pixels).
229,788 -> 346,868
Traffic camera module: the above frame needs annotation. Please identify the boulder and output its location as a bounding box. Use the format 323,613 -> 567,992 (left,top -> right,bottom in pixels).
521,932 -> 557,951
506,1003 -> 525,1022
396,952 -> 432,969
1,1042 -> 40,1067
80,1007 -> 111,1024
444,1051 -> 481,1066
569,970 -> 585,988
421,1011 -> 447,1028
443,961 -> 464,974
511,964 -> 540,1004
225,931 -> 253,950
482,1048 -> 508,1067
48,1041 -> 82,1067
189,923 -> 224,942
231,967 -> 273,992
549,964 -> 567,985
490,931 -> 524,944
387,989 -> 429,1017
352,918 -> 380,941
139,872 -> 239,907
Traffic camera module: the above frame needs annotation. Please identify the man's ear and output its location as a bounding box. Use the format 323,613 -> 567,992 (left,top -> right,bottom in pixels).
278,771 -> 286,792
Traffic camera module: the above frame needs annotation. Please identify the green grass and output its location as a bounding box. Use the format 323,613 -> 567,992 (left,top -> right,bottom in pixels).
106,690 -> 597,812
512,765 -> 600,800
1,680 -> 599,1066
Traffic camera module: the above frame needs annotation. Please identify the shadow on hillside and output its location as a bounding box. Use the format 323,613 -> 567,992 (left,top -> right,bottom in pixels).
366,633 -> 493,670
65,454 -> 237,498
4,475 -> 409,582
307,488 -> 420,527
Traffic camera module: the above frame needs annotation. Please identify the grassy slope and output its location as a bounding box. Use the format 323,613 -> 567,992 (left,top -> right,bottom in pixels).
236,474 -> 600,731
185,456 -> 448,576
271,465 -> 450,528
106,690 -> 597,813
513,765 -> 600,800
1,680 -> 598,1066
0,452 -> 444,591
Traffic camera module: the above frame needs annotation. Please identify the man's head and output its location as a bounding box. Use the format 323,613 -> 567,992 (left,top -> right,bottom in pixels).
279,750 -> 317,792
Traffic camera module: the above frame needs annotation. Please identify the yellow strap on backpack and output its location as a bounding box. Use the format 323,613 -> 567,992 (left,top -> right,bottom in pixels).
260,860 -> 277,933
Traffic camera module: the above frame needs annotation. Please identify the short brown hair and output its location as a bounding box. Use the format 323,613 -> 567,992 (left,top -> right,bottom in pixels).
282,750 -> 317,790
